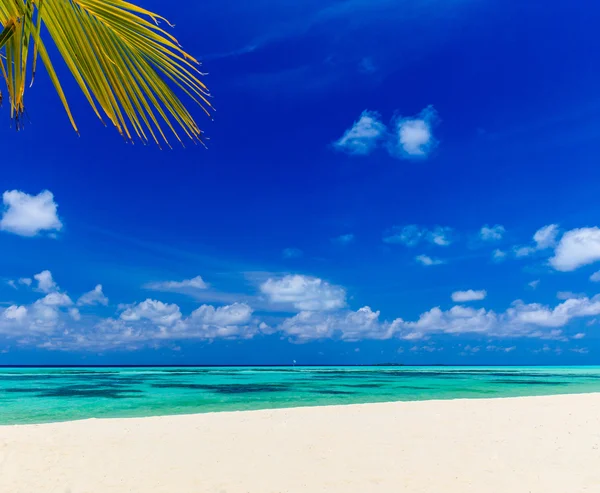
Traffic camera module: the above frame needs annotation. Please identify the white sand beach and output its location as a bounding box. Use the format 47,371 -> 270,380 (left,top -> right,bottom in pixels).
1,393 -> 600,493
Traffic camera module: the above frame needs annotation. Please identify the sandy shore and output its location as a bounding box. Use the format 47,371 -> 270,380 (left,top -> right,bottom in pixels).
1,393 -> 600,493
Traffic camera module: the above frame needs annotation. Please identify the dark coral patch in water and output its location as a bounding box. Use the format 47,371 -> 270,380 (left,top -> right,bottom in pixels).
315,389 -> 354,395
39,387 -> 144,399
151,382 -> 289,394
3,384 -> 144,399
494,379 -> 568,385
341,383 -> 384,389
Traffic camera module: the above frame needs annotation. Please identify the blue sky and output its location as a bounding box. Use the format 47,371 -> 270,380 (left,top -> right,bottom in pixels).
1,0 -> 600,365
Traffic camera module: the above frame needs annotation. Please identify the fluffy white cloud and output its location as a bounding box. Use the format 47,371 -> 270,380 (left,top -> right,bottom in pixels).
0,272 -> 263,349
38,292 -> 73,307
0,190 -> 63,237
507,297 -> 600,329
534,224 -> 560,249
77,285 -> 109,306
0,292 -> 75,337
388,106 -> 439,158
415,254 -> 444,266
528,280 -> 540,290
190,303 -> 252,326
383,225 -> 453,247
402,305 -> 497,339
397,295 -> 600,341
591,271 -> 600,282
34,270 -> 57,293
145,275 -> 208,291
480,224 -> 505,241
187,303 -> 256,339
278,306 -> 397,343
260,275 -> 346,311
2,305 -> 27,323
451,290 -> 487,302
428,226 -> 453,246
333,110 -> 386,155
4,268 -> 600,350
550,227 -> 600,272
514,224 -> 559,258
19,277 -> 32,286
333,106 -> 439,160
69,308 -> 81,321
121,299 -> 183,327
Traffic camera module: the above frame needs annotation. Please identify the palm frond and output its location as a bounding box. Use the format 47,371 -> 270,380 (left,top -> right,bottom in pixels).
0,0 -> 212,147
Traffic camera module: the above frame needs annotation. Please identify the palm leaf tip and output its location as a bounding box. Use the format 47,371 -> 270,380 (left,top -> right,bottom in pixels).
0,0 -> 212,147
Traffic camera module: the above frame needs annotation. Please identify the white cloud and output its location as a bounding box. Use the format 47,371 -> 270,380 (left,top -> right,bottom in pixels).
383,225 -> 425,246
411,344 -> 442,353
388,106 -> 438,158
121,299 -> 183,327
402,305 -> 497,339
333,106 -> 440,160
333,233 -> 355,245
534,224 -> 560,249
260,275 -> 346,311
383,225 -> 453,247
282,248 -> 303,259
69,308 -> 81,321
397,295 -> 600,341
556,291 -> 586,301
77,285 -> 109,306
514,224 -> 559,258
507,296 -> 600,329
570,347 -> 589,354
480,224 -> 505,241
38,292 -> 73,307
34,270 -> 57,293
190,303 -> 252,326
486,345 -> 516,353
590,270 -> 600,282
415,254 -> 444,266
514,246 -> 535,258
278,306 -> 396,343
5,268 -> 600,350
145,276 -> 209,292
427,226 -> 453,246
186,303 -> 257,339
19,277 -> 32,286
2,305 -> 27,323
550,227 -> 600,272
492,249 -> 507,261
333,110 -> 386,155
0,291 -> 76,337
451,289 -> 487,302
0,190 -> 63,237
461,344 -> 480,354
528,280 -> 540,290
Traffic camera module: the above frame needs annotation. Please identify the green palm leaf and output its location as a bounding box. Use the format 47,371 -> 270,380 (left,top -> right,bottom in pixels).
0,0 -> 212,147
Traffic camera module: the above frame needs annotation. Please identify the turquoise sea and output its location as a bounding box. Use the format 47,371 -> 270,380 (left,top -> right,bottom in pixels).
1,366 -> 600,425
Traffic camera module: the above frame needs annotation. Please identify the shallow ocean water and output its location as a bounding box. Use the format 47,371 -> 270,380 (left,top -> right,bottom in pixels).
1,366 -> 600,425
